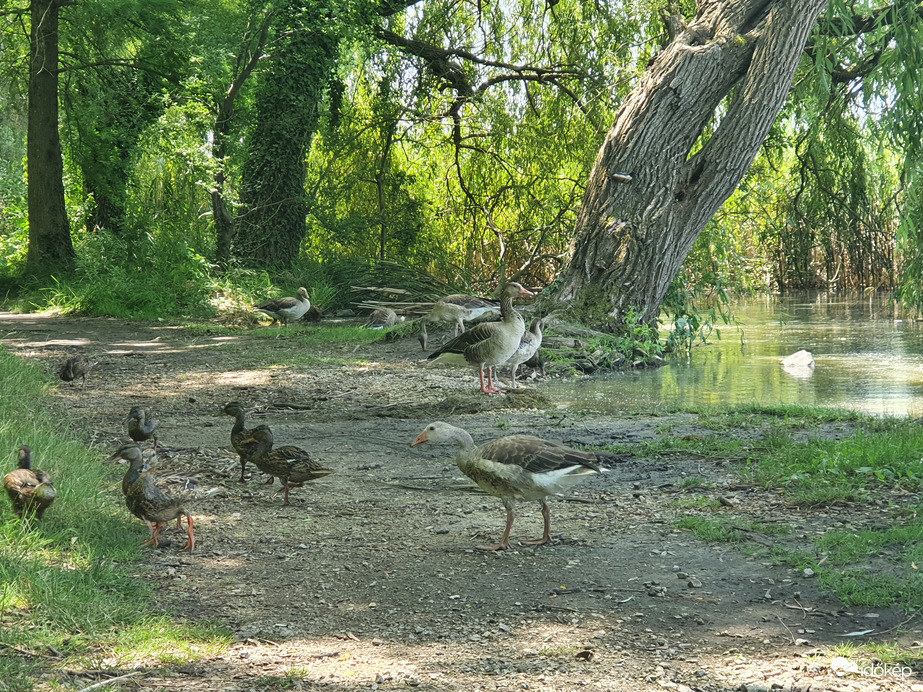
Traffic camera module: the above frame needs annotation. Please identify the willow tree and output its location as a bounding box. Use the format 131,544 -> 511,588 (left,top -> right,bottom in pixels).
554,0 -> 827,324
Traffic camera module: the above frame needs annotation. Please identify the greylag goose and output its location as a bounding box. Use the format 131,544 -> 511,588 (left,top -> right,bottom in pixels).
426,282 -> 533,394
58,356 -> 94,387
365,307 -> 401,329
419,294 -> 499,350
221,401 -> 273,484
256,287 -> 311,326
108,443 -> 205,551
239,426 -> 334,505
505,318 -> 543,389
411,421 -> 602,550
4,445 -> 56,519
126,406 -> 159,448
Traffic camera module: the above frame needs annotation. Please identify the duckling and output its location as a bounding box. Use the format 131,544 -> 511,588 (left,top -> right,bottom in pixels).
126,406 -> 159,448
58,356 -> 94,387
239,426 -> 333,505
108,443 -> 198,551
221,401 -> 273,484
3,445 -> 56,519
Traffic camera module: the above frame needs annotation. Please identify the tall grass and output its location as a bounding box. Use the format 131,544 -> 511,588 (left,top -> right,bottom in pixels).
0,349 -> 230,690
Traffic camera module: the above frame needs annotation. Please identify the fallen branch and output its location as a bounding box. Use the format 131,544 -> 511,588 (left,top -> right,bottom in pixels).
76,671 -> 143,692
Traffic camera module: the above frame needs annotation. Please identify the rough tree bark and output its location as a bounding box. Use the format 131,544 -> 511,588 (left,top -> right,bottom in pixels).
26,0 -> 75,274
556,0 -> 827,325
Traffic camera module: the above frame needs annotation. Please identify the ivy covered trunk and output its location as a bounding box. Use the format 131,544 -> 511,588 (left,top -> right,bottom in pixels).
26,0 -> 75,273
234,0 -> 340,267
556,0 -> 826,325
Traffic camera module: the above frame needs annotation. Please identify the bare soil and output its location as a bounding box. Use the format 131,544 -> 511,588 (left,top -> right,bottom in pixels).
2,312 -> 921,692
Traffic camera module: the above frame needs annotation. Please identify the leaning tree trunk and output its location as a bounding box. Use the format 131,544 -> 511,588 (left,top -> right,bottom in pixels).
26,0 -> 75,274
235,0 -> 339,268
556,0 -> 827,325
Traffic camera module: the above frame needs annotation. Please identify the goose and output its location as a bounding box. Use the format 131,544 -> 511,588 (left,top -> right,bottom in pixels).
411,421 -> 603,550
108,443 -> 204,551
419,294 -> 500,349
426,282 -> 533,394
365,307 -> 401,329
505,318 -> 544,389
256,287 -> 311,326
58,356 -> 94,388
4,446 -> 56,519
126,406 -> 159,448
222,401 -> 273,484
239,426 -> 334,505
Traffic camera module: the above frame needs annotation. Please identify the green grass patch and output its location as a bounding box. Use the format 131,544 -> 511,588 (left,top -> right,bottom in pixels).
0,348 -> 231,689
675,516 -> 793,542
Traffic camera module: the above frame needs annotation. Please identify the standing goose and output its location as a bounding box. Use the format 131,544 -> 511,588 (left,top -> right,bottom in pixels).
239,426 -> 334,505
256,287 -> 311,326
222,402 -> 273,484
108,443 -> 199,551
426,282 -> 533,394
126,406 -> 159,448
58,355 -> 94,388
505,318 -> 544,389
4,446 -> 56,519
412,422 -> 602,551
419,294 -> 499,350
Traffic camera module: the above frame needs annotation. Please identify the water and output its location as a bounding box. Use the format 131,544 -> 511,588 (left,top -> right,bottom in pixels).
546,291 -> 923,417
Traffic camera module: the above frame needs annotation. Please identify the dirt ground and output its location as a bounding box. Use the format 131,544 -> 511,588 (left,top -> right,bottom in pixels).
2,312 -> 921,692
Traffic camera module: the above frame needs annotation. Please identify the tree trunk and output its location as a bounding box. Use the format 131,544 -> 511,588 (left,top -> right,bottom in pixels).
26,0 -> 75,274
235,1 -> 339,268
556,0 -> 827,325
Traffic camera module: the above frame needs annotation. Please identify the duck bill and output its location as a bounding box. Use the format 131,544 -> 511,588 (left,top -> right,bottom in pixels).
411,432 -> 429,447
519,287 -> 535,297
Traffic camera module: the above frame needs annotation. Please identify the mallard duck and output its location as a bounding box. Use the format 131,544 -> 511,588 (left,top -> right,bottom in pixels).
4,445 -> 56,519
426,282 -> 533,394
108,443 -> 197,551
58,356 -> 94,387
256,287 -> 311,326
126,406 -> 158,447
505,318 -> 544,389
222,401 -> 273,484
239,426 -> 333,505
412,421 -> 603,550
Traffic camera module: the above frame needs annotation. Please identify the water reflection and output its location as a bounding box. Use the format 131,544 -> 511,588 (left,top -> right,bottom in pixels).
546,291 -> 923,417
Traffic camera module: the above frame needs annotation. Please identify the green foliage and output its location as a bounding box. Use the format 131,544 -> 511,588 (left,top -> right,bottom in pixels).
0,348 -> 231,689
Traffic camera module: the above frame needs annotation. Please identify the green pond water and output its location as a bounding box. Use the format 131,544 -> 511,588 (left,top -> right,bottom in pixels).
545,291 -> 923,417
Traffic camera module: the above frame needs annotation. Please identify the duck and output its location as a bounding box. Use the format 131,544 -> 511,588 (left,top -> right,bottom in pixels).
58,356 -> 94,387
4,445 -> 56,519
239,426 -> 333,505
256,287 -> 311,326
504,318 -> 544,389
126,406 -> 159,448
411,421 -> 603,551
426,282 -> 534,394
108,443 -> 199,551
222,401 -> 273,484
419,294 -> 500,350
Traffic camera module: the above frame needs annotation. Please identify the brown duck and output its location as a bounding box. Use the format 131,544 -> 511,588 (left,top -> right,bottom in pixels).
58,356 -> 94,387
222,401 -> 273,484
126,406 -> 159,447
256,287 -> 311,326
4,445 -> 56,519
412,421 -> 603,550
239,426 -> 333,505
426,282 -> 533,394
108,443 -> 197,551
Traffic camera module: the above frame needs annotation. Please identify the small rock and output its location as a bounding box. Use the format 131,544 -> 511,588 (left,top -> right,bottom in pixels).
803,568 -> 815,578
688,577 -> 702,588
371,638 -> 384,646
